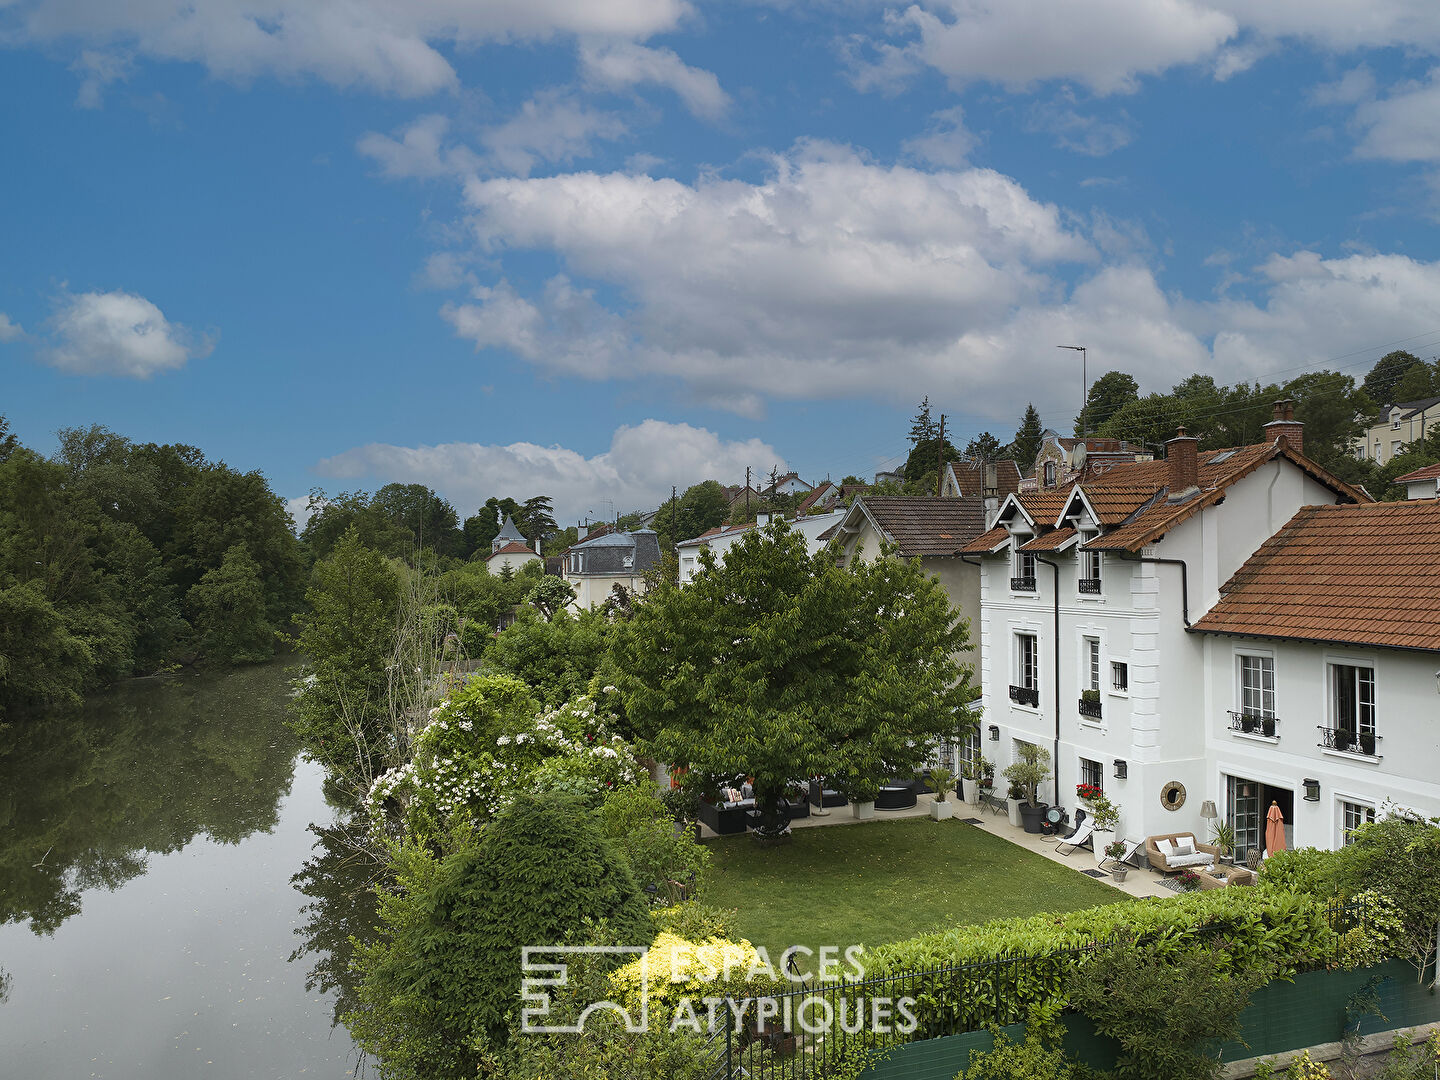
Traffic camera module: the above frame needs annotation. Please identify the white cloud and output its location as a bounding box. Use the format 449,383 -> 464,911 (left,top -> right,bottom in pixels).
316,419 -> 781,522
579,40 -> 729,121
902,106 -> 977,167
1353,70 -> 1440,162
1025,94 -> 1135,156
356,114 -> 479,178
44,289 -> 212,377
286,495 -> 318,532
0,313 -> 24,342
1309,65 -> 1377,107
11,0 -> 690,98
70,49 -> 130,108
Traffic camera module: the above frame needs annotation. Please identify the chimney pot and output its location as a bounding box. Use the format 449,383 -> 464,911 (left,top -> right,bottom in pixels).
1265,398 -> 1304,453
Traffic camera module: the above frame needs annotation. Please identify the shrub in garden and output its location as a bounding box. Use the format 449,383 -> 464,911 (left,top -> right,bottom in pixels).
955,1005 -> 1076,1080
1066,944 -> 1270,1080
598,785 -> 711,905
609,931 -> 786,1016
348,793 -> 652,1079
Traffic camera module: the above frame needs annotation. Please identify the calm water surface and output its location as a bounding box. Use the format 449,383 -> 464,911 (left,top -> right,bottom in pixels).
0,661 -> 373,1078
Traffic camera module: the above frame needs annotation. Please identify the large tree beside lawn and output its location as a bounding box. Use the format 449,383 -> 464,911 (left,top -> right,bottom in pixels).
610,519 -> 978,835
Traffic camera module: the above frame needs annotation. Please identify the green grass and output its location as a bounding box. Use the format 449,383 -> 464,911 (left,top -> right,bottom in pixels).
704,817 -> 1125,962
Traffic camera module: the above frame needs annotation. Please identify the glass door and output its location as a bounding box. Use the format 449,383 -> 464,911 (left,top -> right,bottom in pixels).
1227,775 -> 1261,863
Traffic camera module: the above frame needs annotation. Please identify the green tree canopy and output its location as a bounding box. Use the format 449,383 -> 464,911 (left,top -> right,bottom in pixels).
1076,370 -> 1140,435
903,435 -> 961,492
1391,359 -> 1440,403
186,543 -> 274,664
964,432 -> 1005,461
1010,403 -> 1043,472
610,520 -> 977,833
1363,350 -> 1426,405
908,395 -> 939,445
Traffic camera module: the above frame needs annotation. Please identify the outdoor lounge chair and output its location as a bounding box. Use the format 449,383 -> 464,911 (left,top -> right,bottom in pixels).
1056,819 -> 1095,856
1144,832 -> 1221,874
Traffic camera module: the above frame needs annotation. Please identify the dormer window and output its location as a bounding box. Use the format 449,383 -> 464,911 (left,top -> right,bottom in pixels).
1043,461 -> 1057,486
623,554 -> 634,568
1079,547 -> 1102,594
1011,548 -> 1037,592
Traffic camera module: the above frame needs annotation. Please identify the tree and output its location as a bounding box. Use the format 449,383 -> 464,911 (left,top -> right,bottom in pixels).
903,436 -> 960,491
517,495 -> 557,546
348,794 -> 651,1078
484,607 -> 609,705
1364,350 -> 1425,405
369,483 -> 463,558
1392,360 -> 1440,404
1076,370 -> 1139,435
186,543 -> 274,664
1010,404 -> 1043,473
462,496 -> 520,559
964,432 -> 1004,461
523,575 -> 576,621
610,520 -> 977,835
1335,814 -> 1440,985
292,527 -> 401,776
908,396 -> 938,446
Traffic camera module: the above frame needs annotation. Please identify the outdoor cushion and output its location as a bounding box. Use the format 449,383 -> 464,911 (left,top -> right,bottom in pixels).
1174,839 -> 1195,857
1157,839 -> 1176,858
1168,852 -> 1212,868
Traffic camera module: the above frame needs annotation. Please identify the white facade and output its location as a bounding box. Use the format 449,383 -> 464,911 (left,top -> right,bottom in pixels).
973,455 -> 1423,855
486,546 -> 540,574
676,511 -> 844,585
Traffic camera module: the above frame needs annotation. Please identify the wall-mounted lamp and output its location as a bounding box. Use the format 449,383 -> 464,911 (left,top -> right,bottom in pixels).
1303,778 -> 1321,802
1113,759 -> 1127,779
989,725 -> 1000,741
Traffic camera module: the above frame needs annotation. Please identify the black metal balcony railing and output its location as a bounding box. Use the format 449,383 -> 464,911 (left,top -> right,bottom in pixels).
1011,576 -> 1037,592
1317,726 -> 1380,757
1228,710 -> 1279,739
1078,578 -> 1101,595
1009,684 -> 1040,708
1078,696 -> 1102,719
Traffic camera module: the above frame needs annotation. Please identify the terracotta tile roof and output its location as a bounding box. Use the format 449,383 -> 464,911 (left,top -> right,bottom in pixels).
961,525 -> 1011,554
1016,486 -> 1076,525
487,541 -> 537,560
946,460 -> 1023,499
796,481 -> 834,515
676,522 -> 757,548
1394,462 -> 1440,484
1192,500 -> 1440,651
1019,526 -> 1078,552
854,496 -> 988,556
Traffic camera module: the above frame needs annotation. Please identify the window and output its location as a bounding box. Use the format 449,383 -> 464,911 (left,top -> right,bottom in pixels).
959,729 -> 982,773
1374,441 -> 1382,460
1043,461 -> 1057,486
1012,549 -> 1037,590
1016,633 -> 1038,691
1079,547 -> 1102,593
1341,801 -> 1375,846
1392,441 -> 1403,458
1084,637 -> 1101,692
1079,757 -> 1103,793
1355,444 -> 1366,461
1239,654 -> 1275,718
1332,664 -> 1376,735
1392,418 -> 1402,430
1111,661 -> 1128,692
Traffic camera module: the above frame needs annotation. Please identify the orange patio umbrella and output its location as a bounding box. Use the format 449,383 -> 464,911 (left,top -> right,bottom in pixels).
1264,801 -> 1287,856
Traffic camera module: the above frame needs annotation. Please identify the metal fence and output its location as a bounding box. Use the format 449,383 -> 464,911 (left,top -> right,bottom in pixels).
701,897 -> 1372,1080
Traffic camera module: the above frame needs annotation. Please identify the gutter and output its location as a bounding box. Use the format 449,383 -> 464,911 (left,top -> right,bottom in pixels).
1124,553 -> 1191,627
1035,555 -> 1063,808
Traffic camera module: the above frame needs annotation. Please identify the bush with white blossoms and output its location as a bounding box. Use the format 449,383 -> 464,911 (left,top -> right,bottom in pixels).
364,674 -> 641,843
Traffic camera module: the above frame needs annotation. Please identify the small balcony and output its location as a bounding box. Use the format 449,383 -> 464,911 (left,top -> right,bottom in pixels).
1317,726 -> 1379,757
1078,577 -> 1101,595
1009,684 -> 1040,708
1228,710 -> 1279,739
1078,695 -> 1102,719
1010,576 -> 1037,592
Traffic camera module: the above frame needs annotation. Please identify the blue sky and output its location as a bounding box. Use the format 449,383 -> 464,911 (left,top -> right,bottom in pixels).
5,1 -> 1440,527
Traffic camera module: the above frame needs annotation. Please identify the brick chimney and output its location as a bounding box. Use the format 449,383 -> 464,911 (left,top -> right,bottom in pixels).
1264,398 -> 1304,453
1166,426 -> 1199,494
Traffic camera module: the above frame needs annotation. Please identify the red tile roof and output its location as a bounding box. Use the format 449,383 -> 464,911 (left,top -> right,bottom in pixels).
487,541 -> 537,560
1018,526 -> 1078,552
961,525 -> 1011,554
1394,462 -> 1440,484
1192,500 -> 1440,651
851,496 -> 988,556
946,460 -> 1023,499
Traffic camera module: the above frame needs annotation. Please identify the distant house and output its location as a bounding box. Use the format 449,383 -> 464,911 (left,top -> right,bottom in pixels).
675,509 -> 845,585
760,472 -> 814,497
485,514 -> 541,573
1354,396 -> 1440,466
940,459 -> 1023,501
873,468 -> 905,486
1021,430 -> 1152,492
563,529 -> 662,609
1393,461 -> 1440,500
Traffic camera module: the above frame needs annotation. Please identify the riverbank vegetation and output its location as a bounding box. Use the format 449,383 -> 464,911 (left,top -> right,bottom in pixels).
0,417 -> 304,723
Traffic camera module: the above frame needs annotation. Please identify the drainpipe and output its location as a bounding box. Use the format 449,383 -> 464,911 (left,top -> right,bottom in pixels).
1036,555 -> 1063,809
1127,554 -> 1191,627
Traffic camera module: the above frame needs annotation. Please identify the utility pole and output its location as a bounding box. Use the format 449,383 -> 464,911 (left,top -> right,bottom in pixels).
670,486 -> 677,552
1058,345 -> 1088,434
745,466 -> 751,517
935,414 -> 946,496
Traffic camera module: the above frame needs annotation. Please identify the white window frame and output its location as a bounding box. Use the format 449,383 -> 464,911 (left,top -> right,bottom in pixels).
1081,547 -> 1102,583
1015,632 -> 1039,693
1329,662 -> 1376,737
1339,799 -> 1376,847
1043,461 -> 1056,486
1084,636 -> 1101,692
1237,652 -> 1276,719
1012,548 -> 1037,585
1078,756 -> 1103,793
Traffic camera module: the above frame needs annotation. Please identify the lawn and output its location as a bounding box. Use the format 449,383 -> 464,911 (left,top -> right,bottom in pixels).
704,817 -> 1125,962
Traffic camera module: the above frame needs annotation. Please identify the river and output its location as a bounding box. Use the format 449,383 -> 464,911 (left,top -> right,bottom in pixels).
0,660 -> 373,1079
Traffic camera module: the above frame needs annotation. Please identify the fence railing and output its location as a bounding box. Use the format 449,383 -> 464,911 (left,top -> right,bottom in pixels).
702,898 -> 1373,1080
1228,710 -> 1279,739
1317,725 -> 1380,757
1009,684 -> 1039,708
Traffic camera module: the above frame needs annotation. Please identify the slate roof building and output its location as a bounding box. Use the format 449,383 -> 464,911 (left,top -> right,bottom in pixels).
562,529 -> 662,609
960,401 -> 1426,856
674,509 -> 845,585
485,515 -> 540,572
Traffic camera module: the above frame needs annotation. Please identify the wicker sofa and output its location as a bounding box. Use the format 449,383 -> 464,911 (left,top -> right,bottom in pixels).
1145,832 -> 1222,874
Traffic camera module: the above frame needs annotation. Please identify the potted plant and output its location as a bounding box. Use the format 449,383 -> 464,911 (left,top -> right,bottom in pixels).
1177,868 -> 1202,892
1105,839 -> 1128,881
1081,689 -> 1100,704
1240,713 -> 1257,733
1002,744 -> 1051,833
1210,819 -> 1236,864
850,780 -> 879,820
1358,731 -> 1376,756
928,767 -> 955,821
1334,727 -> 1354,752
961,755 -> 990,805
1005,781 -> 1026,827
1088,793 -> 1121,868
1261,716 -> 1276,738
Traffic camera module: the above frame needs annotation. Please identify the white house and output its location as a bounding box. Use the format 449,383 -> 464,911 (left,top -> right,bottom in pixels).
1191,498 -> 1440,856
760,472 -> 814,497
1353,396 -> 1440,466
563,529 -> 661,609
675,510 -> 845,585
1394,462 -> 1440,501
484,514 -> 541,573
961,402 -> 1392,854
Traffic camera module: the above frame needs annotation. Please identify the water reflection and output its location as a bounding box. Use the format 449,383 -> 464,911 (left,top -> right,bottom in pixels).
0,663 -> 301,934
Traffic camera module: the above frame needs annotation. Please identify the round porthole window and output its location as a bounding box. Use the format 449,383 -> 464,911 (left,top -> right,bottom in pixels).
1160,781 -> 1187,811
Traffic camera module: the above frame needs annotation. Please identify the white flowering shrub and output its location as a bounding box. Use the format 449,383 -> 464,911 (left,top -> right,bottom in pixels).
365,674 -> 641,843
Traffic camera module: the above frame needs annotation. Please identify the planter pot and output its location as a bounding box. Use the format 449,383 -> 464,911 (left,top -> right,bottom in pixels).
1359,733 -> 1376,756
930,799 -> 954,821
1112,867 -> 1129,883
1019,802 -> 1048,834
962,778 -> 982,805
852,801 -> 875,821
1007,798 -> 1024,828
1093,829 -> 1114,869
